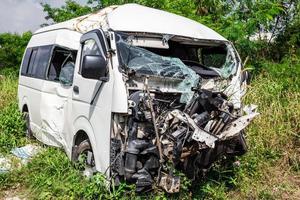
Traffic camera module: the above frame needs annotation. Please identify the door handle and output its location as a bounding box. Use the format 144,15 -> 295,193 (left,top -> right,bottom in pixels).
73,85 -> 79,94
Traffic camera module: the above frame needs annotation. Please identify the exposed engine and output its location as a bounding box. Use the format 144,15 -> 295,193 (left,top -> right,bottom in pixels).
110,76 -> 258,193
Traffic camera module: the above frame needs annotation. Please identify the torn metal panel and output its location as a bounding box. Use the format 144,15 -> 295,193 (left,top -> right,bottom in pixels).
219,112 -> 259,139
110,85 -> 258,193
164,109 -> 218,148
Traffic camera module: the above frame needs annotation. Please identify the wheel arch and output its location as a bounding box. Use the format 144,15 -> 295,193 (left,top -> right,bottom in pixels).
22,104 -> 28,113
72,116 -> 100,170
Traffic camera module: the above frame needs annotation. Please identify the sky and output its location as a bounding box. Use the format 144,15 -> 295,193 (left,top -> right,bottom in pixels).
0,0 -> 87,34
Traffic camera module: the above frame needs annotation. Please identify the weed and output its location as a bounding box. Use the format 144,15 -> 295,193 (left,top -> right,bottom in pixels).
0,102 -> 27,154
0,58 -> 299,199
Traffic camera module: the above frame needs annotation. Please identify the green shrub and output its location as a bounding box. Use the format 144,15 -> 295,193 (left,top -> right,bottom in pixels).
0,102 -> 27,154
4,147 -> 136,199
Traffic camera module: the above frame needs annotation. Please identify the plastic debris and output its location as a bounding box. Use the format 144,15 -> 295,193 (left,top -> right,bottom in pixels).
0,144 -> 41,173
11,144 -> 41,161
0,156 -> 11,173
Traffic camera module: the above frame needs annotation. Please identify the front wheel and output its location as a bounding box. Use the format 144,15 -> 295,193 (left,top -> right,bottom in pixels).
73,139 -> 96,177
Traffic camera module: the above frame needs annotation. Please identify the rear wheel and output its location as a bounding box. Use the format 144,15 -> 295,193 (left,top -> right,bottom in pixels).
74,139 -> 96,177
23,112 -> 34,139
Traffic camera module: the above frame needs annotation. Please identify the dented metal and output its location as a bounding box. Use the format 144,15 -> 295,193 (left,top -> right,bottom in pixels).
107,30 -> 259,192
19,3 -> 258,194
110,37 -> 258,191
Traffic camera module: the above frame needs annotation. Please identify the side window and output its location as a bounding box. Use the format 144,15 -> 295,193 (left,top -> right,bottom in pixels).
24,45 -> 52,78
32,46 -> 52,78
27,49 -> 38,76
79,30 -> 108,80
200,46 -> 227,68
21,48 -> 32,75
48,46 -> 76,84
82,39 -> 101,57
80,39 -> 101,74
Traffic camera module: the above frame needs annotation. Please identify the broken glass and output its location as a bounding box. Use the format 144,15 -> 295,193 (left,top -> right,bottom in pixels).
209,45 -> 237,79
59,61 -> 75,86
116,37 -> 200,103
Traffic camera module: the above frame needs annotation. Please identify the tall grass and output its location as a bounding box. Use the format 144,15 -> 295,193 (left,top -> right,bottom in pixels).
192,59 -> 300,199
0,59 -> 299,199
0,71 -> 27,154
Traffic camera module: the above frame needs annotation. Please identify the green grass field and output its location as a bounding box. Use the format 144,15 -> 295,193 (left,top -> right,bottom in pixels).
0,59 -> 299,199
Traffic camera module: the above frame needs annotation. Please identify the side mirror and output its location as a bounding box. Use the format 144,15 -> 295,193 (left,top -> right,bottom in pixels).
81,55 -> 108,80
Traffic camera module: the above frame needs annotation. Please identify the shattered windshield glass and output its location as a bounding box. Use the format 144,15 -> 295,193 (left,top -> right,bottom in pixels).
116,35 -> 200,103
201,44 -> 237,78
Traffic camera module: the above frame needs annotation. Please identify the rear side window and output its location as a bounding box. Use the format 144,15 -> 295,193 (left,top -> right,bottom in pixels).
31,46 -> 52,78
21,48 -> 32,75
27,49 -> 38,76
22,45 -> 52,79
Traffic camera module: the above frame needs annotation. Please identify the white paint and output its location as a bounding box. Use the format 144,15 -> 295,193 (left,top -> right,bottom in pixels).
18,4 -> 246,177
35,4 -> 227,41
28,29 -> 81,49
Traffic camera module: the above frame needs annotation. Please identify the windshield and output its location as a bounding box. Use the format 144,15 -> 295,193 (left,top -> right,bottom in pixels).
115,33 -> 239,102
116,37 -> 195,79
116,34 -> 200,103
116,33 -> 238,79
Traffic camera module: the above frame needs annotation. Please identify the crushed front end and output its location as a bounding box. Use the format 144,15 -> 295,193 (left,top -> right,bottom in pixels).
109,33 -> 259,193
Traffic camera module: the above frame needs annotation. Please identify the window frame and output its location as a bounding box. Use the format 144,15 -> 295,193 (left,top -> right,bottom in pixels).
31,45 -> 53,79
20,48 -> 32,76
45,45 -> 77,83
20,45 -> 53,80
79,29 -> 108,76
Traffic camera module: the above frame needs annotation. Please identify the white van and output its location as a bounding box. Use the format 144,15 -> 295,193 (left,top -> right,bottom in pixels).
18,4 -> 258,192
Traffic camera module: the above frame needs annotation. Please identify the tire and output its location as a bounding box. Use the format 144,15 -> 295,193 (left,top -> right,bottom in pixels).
23,112 -> 34,139
73,139 -> 96,173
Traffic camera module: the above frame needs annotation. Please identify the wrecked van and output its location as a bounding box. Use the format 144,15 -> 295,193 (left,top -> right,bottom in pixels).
18,4 -> 258,192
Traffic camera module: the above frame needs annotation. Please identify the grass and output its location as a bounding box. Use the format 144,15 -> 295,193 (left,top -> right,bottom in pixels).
0,58 -> 299,199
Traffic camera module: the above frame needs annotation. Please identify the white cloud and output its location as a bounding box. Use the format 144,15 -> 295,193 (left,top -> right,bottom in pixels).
0,0 -> 88,33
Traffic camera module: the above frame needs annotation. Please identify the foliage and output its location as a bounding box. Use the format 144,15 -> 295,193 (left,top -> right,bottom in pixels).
41,0 -> 101,24
0,0 -> 300,199
0,74 -> 27,154
0,32 -> 32,71
0,58 -> 299,199
40,0 -> 300,62
0,102 -> 26,154
0,147 -> 137,199
274,2 -> 300,60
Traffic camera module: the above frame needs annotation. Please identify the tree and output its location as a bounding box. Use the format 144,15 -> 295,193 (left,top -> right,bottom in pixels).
0,32 -> 32,70
41,0 -> 300,60
42,0 -> 101,24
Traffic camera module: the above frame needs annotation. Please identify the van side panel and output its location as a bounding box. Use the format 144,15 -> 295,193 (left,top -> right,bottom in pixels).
18,30 -> 81,148
28,30 -> 81,49
18,76 -> 44,135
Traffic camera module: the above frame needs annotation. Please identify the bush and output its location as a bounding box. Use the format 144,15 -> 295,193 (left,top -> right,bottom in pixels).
0,32 -> 31,71
0,102 -> 27,154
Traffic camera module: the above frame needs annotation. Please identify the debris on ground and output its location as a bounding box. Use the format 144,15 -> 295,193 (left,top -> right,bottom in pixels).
0,144 -> 41,173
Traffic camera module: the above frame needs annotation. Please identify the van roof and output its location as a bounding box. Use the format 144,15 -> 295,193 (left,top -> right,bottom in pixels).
35,4 -> 227,42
